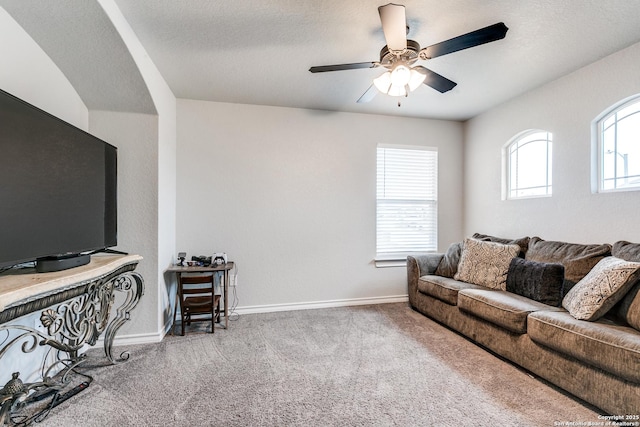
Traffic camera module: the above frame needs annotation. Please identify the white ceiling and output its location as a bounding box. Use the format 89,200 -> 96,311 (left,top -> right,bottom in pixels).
3,0 -> 640,121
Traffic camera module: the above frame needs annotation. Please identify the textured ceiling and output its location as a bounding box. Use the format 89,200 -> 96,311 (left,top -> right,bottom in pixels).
0,0 -> 156,114
3,1 -> 640,121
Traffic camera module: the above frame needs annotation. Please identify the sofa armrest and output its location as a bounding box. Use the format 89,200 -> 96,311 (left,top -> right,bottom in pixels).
407,254 -> 444,307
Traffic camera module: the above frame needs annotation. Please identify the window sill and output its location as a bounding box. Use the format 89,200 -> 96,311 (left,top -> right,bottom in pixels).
597,186 -> 640,194
374,259 -> 407,268
506,193 -> 552,201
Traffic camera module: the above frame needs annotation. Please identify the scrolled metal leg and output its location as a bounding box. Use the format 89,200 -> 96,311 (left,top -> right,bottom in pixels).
102,272 -> 144,364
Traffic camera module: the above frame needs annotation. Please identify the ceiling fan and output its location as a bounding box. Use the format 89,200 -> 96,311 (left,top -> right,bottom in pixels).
309,3 -> 508,103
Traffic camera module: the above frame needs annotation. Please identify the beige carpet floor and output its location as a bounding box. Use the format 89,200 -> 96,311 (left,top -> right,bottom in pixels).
31,303 -> 600,426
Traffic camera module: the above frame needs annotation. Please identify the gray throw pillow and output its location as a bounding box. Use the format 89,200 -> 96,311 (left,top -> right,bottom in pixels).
434,242 -> 462,278
562,256 -> 640,321
506,257 -> 565,307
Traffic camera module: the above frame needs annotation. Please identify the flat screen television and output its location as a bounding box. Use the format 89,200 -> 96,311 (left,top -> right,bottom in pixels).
0,88 -> 117,273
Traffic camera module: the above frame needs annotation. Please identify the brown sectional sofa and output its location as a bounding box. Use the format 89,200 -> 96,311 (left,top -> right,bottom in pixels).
407,234 -> 640,415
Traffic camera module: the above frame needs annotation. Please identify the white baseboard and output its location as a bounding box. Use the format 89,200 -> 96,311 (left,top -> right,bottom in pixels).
96,330 -> 164,348
233,294 -> 409,315
102,294 -> 409,347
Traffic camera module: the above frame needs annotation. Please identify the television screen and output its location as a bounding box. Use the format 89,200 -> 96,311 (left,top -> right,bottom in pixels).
0,88 -> 117,271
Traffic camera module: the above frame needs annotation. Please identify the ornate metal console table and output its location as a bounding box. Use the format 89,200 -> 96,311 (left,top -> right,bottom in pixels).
0,254 -> 144,424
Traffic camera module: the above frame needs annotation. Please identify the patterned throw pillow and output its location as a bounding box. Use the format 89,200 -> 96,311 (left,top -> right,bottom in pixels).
454,238 -> 521,290
562,256 -> 640,321
472,233 -> 530,257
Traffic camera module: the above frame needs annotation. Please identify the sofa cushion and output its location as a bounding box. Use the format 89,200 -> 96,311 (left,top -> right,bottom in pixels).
610,241 -> 640,330
434,242 -> 462,278
525,237 -> 611,294
562,256 -> 640,321
612,240 -> 640,262
454,238 -> 521,290
528,310 -> 640,383
417,275 -> 483,306
618,284 -> 640,331
506,257 -> 565,307
472,233 -> 530,257
458,289 -> 562,334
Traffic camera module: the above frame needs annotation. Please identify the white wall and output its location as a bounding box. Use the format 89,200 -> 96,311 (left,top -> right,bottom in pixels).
89,111 -> 159,338
98,0 -> 177,339
0,6 -> 87,129
177,100 -> 463,311
464,41 -> 640,244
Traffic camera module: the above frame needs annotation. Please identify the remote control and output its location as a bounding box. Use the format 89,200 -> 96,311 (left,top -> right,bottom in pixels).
51,381 -> 90,408
29,388 -> 57,402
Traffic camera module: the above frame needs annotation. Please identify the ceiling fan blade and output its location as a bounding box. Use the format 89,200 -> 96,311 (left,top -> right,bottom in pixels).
378,3 -> 407,52
309,62 -> 378,73
421,22 -> 508,59
357,84 -> 378,103
414,66 -> 457,93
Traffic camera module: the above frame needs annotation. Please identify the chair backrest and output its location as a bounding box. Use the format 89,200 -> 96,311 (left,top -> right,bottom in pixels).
179,275 -> 214,295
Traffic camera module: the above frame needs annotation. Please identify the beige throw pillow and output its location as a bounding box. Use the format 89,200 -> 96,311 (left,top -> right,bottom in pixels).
562,256 -> 640,321
454,238 -> 521,290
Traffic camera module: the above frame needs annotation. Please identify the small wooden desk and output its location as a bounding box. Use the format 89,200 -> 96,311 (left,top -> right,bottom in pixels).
166,262 -> 234,330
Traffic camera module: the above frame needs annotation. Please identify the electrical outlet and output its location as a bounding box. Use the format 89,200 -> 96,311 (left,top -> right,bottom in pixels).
229,275 -> 237,288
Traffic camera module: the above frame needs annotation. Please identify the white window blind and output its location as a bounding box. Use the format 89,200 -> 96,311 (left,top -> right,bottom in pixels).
376,145 -> 438,259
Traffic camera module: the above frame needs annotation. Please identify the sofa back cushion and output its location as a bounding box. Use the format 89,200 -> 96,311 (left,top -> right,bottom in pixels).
617,285 -> 640,330
525,237 -> 611,294
454,238 -> 520,290
506,257 -> 565,307
612,240 -> 640,262
612,241 -> 640,330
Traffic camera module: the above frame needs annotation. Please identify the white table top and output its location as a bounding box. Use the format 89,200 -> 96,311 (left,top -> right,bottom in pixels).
0,254 -> 142,313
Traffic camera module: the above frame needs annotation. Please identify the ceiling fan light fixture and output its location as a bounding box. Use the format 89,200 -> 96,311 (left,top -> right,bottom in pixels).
373,71 -> 392,94
408,68 -> 427,91
374,64 -> 425,97
390,64 -> 411,87
374,71 -> 407,97
387,84 -> 407,97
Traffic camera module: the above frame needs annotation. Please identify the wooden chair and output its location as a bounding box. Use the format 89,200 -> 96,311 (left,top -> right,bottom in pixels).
175,275 -> 221,335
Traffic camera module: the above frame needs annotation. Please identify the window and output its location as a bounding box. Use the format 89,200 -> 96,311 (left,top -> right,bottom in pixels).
596,95 -> 640,192
505,130 -> 552,199
376,145 -> 437,260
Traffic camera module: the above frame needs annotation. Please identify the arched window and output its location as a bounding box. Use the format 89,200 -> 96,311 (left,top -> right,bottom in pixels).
505,130 -> 552,199
595,95 -> 640,192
